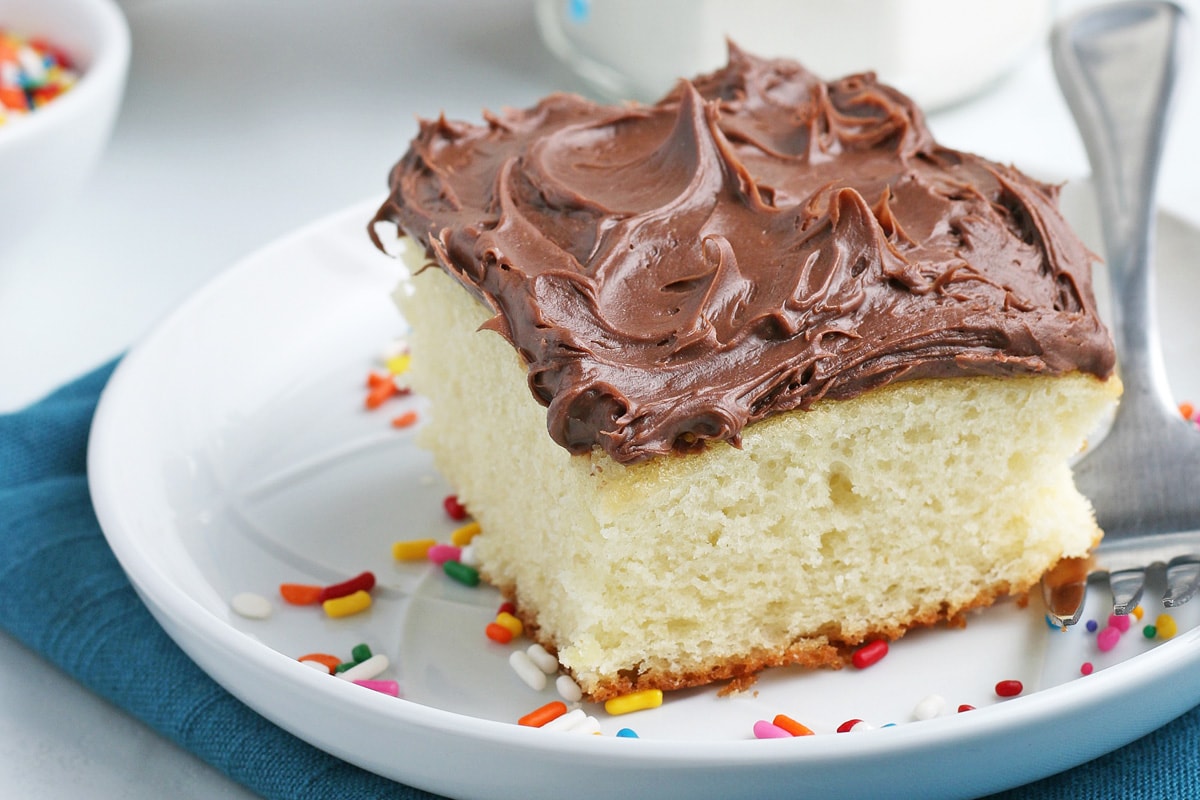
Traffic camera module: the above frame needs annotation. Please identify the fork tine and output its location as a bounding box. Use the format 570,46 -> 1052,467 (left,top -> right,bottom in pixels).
1042,578 -> 1086,628
1162,556 -> 1200,607
1106,568 -> 1147,615
1041,556 -> 1090,627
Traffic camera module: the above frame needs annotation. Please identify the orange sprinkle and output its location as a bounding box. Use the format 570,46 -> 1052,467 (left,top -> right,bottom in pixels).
1180,401 -> 1195,421
485,622 -> 514,644
518,700 -> 568,727
366,370 -> 391,389
279,583 -> 323,605
0,86 -> 28,112
391,410 -> 419,428
297,653 -> 342,674
773,714 -> 814,736
365,379 -> 398,409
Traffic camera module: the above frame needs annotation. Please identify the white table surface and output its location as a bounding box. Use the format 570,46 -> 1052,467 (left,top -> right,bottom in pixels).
1,1 -> 1198,797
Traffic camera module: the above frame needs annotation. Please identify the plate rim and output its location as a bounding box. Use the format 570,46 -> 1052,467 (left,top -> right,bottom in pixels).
87,192 -> 1200,798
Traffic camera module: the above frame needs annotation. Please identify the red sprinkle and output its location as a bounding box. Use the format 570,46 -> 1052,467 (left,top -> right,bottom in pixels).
498,601 -> 517,616
957,704 -> 975,713
443,494 -> 468,521
995,679 -> 1024,698
851,639 -> 889,669
318,571 -> 376,602
836,719 -> 864,733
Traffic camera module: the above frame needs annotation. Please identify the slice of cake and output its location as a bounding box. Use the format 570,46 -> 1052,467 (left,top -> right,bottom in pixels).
370,47 -> 1119,701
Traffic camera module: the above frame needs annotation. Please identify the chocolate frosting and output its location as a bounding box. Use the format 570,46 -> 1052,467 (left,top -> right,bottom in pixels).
371,46 -> 1115,464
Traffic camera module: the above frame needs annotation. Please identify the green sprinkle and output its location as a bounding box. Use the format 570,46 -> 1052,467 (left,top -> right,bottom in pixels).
1143,625 -> 1157,639
334,661 -> 357,674
443,560 -> 480,586
351,643 -> 373,663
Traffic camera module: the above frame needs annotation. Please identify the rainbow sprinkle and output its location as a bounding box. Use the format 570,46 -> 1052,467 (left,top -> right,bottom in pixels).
0,30 -> 78,126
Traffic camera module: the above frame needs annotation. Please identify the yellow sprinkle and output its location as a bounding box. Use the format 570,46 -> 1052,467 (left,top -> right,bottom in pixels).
604,689 -> 663,716
495,611 -> 523,638
386,353 -> 412,376
1156,613 -> 1178,640
323,590 -> 372,618
392,538 -> 436,561
451,521 -> 482,547
1133,605 -> 1144,620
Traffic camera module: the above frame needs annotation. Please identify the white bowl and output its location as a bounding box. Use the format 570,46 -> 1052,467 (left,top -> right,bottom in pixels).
0,0 -> 130,258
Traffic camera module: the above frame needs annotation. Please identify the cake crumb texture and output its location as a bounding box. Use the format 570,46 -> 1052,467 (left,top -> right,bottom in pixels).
397,254 -> 1119,701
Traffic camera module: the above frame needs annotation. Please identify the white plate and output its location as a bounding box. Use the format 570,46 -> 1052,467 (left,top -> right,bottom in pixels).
90,185 -> 1200,800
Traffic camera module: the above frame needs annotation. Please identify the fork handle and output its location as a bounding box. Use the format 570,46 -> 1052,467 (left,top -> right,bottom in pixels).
1051,1 -> 1190,420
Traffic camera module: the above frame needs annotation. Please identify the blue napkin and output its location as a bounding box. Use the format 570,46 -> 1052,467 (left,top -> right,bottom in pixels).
2,361 -> 1199,800
0,360 -> 441,800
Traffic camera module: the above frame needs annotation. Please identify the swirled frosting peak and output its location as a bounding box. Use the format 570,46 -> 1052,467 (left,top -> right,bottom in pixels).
372,46 -> 1115,464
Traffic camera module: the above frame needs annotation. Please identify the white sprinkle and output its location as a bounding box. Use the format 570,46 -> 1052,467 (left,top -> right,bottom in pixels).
338,654 -> 389,682
380,338 -> 409,362
541,708 -> 587,731
526,643 -> 559,674
573,715 -> 602,735
848,720 -> 874,733
230,592 -> 272,620
555,674 -> 583,703
459,544 -> 480,567
299,658 -> 331,673
913,693 -> 946,721
17,46 -> 46,83
509,650 -> 548,691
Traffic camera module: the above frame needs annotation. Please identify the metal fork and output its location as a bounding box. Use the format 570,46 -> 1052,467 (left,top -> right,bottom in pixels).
1042,1 -> 1200,627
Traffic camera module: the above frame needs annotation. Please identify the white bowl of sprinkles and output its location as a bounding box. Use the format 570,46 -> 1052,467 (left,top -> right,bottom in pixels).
0,0 -> 129,258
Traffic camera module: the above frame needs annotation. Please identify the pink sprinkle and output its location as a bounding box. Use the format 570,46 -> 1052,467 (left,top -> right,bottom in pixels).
353,679 -> 400,697
753,720 -> 792,739
1107,613 -> 1131,633
1097,625 -> 1122,652
427,543 -> 462,564
1080,662 -> 1094,675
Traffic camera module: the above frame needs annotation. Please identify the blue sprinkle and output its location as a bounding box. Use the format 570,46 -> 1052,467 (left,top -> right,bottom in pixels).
615,727 -> 639,738
881,722 -> 897,728
567,0 -> 591,24
1085,619 -> 1098,633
